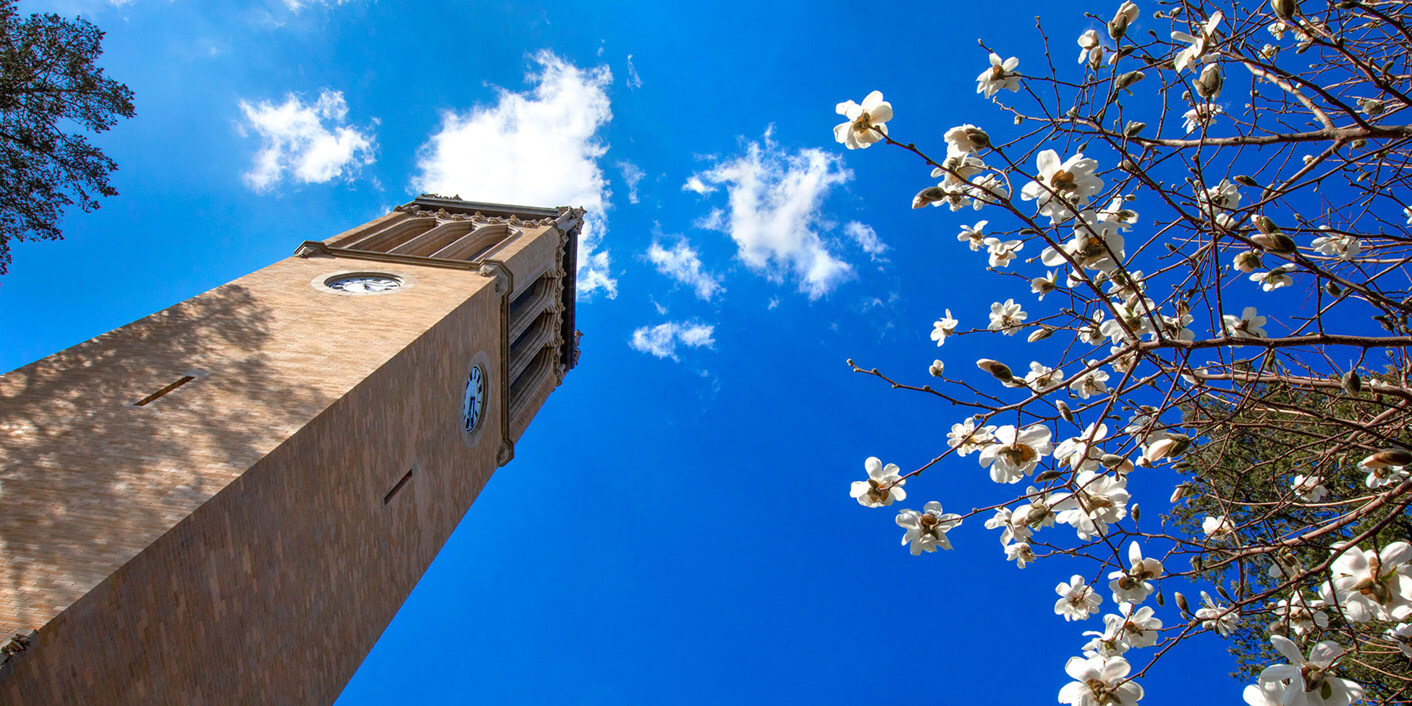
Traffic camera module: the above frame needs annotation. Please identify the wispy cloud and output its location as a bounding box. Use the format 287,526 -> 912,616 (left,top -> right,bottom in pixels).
629,321 -> 716,361
625,54 -> 643,89
415,51 -> 617,298
843,221 -> 887,259
238,89 -> 376,192
617,160 -> 645,204
686,129 -> 854,299
646,236 -> 724,301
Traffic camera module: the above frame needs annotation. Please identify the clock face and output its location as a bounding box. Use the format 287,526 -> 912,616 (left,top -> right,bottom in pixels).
462,365 -> 486,433
325,274 -> 403,294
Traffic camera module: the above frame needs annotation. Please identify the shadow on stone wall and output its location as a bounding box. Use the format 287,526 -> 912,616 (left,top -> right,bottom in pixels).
0,283 -> 329,635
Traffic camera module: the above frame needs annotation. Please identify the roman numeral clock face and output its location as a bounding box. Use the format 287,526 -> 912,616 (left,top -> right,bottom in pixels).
462,365 -> 486,433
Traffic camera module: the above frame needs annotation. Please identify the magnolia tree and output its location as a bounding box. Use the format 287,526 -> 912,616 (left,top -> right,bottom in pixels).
836,1 -> 1412,703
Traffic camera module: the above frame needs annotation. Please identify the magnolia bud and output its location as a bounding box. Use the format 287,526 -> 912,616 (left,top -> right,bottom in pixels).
1170,483 -> 1190,503
912,186 -> 946,209
929,359 -> 945,377
1131,504 -> 1141,521
1123,121 -> 1147,137
1195,64 -> 1223,99
1034,469 -> 1062,483
1271,0 -> 1299,20
977,359 -> 1014,382
1254,215 -> 1281,235
1100,454 -> 1128,469
1325,280 -> 1343,296
1028,326 -> 1055,343
1175,591 -> 1191,614
1342,369 -> 1362,394
1116,70 -> 1146,92
1233,250 -> 1263,273
1361,448 -> 1412,469
1234,175 -> 1260,188
1252,232 -> 1297,254
1056,400 -> 1075,423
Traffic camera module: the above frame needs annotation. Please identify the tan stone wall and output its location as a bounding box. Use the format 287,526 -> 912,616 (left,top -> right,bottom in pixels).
0,221 -> 564,702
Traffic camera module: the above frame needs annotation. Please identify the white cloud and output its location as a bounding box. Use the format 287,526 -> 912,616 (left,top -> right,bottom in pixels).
625,54 -> 643,89
238,89 -> 376,192
617,160 -> 645,204
685,130 -> 854,299
415,51 -> 617,298
282,0 -> 354,9
646,237 -> 724,301
843,221 -> 887,258
629,321 -> 716,361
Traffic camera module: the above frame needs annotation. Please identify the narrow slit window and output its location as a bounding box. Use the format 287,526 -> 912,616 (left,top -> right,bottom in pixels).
383,467 -> 415,506
133,375 -> 196,407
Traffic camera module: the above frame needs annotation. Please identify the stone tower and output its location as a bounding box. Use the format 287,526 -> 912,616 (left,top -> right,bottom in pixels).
0,196 -> 581,704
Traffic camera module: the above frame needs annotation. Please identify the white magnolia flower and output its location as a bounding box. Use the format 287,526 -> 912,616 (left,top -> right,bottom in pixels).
1361,451 -> 1410,488
1108,541 -> 1163,605
979,424 -> 1053,484
1005,541 -> 1036,568
1024,362 -> 1064,391
1056,575 -> 1103,622
1021,150 -> 1104,223
1223,306 -> 1268,338
1365,463 -> 1410,489
928,359 -> 945,377
1054,423 -> 1109,473
1069,364 -> 1111,400
958,220 -> 988,250
850,457 -> 906,508
1172,11 -> 1223,73
948,417 -> 997,456
1202,515 -> 1236,540
1321,541 -> 1412,622
1158,312 -> 1195,342
944,124 -> 989,155
933,151 -> 989,187
967,174 -> 1009,209
1247,636 -> 1364,706
1292,474 -> 1328,503
1098,197 -> 1138,230
1053,471 -> 1130,540
988,299 -> 1027,335
1031,270 -> 1058,300
931,309 -> 959,346
1043,212 -> 1126,272
1267,20 -> 1289,40
1102,602 -> 1162,649
984,237 -> 1023,267
976,53 -> 1021,98
1310,233 -> 1360,260
1404,205 -> 1412,226
1059,655 -> 1143,706
1199,177 -> 1241,212
1012,487 -> 1057,532
1183,103 -> 1223,133
1387,623 -> 1412,658
985,507 -> 1032,546
1272,593 -> 1329,636
834,91 -> 892,150
1077,29 -> 1101,64
896,501 -> 963,555
1251,264 -> 1295,292
1196,591 -> 1240,636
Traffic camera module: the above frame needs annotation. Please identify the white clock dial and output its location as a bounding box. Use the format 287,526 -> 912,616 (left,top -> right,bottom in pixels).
462,365 -> 486,433
325,274 -> 403,294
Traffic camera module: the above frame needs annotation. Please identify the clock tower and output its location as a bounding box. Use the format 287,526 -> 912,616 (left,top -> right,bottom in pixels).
0,196 -> 581,704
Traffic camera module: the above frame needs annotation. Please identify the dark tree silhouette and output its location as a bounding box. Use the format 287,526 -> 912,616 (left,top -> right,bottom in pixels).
0,0 -> 133,274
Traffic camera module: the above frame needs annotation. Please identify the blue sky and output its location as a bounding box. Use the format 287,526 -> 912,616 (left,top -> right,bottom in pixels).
4,0 -> 1243,702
